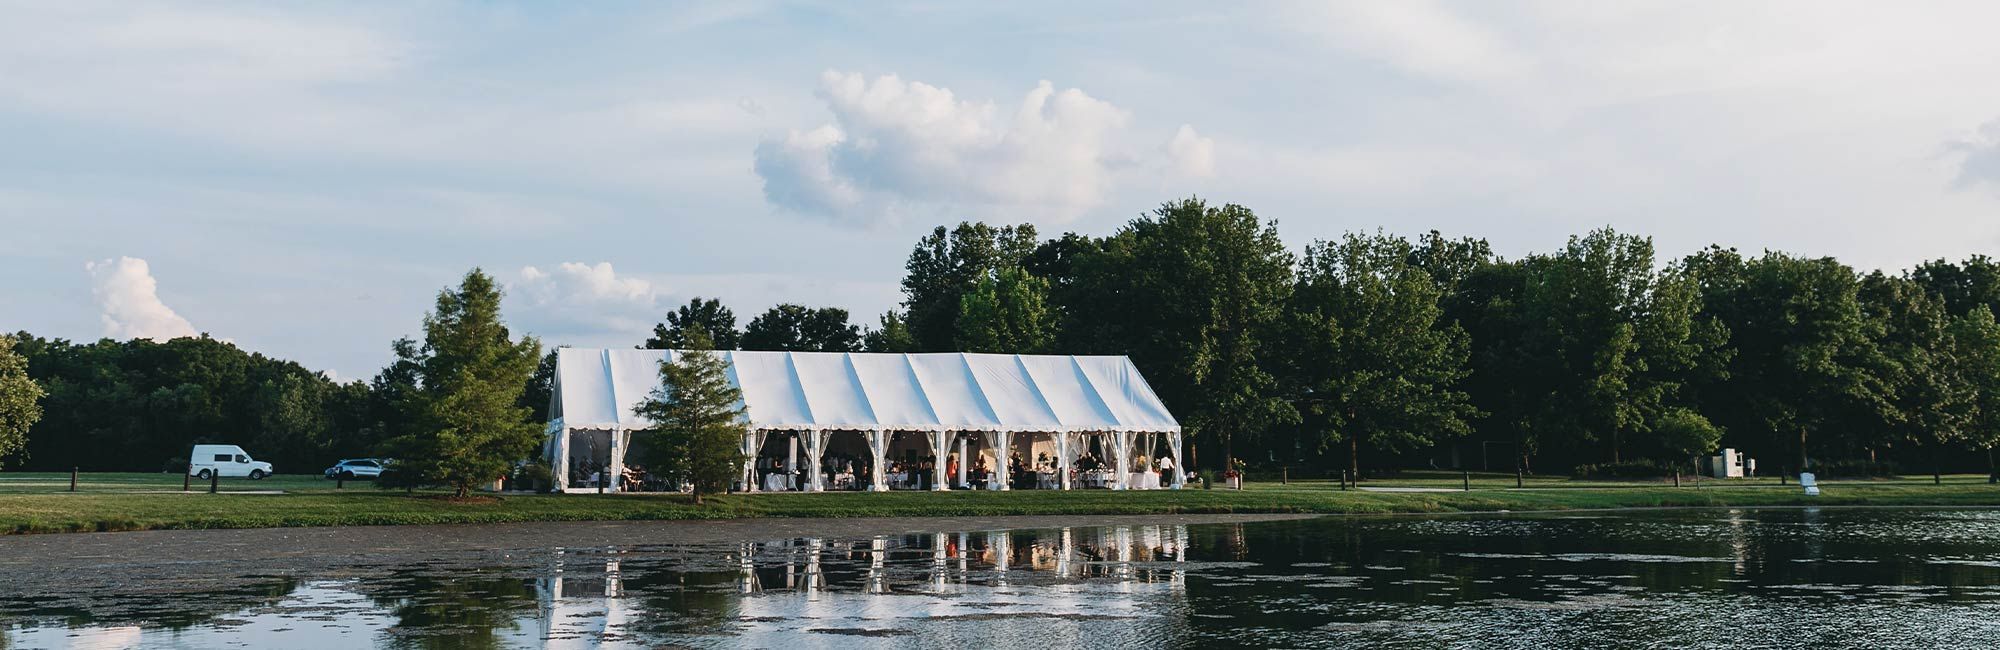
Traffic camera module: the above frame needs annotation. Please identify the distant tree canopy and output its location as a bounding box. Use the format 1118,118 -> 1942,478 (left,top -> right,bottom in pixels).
15,197 -> 2000,481
644,297 -> 740,351
8,332 -> 369,473
739,304 -> 861,352
901,222 -> 1039,352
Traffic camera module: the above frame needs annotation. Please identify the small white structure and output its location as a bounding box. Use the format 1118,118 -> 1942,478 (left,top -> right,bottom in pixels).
1708,448 -> 1745,479
1800,472 -> 1820,496
543,349 -> 1183,493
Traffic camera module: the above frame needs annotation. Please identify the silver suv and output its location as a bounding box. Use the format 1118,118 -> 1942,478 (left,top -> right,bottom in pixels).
323,458 -> 387,480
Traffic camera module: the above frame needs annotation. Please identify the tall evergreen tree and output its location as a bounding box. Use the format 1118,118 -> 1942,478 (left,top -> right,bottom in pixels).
379,269 -> 544,497
644,297 -> 740,350
740,304 -> 861,352
631,331 -> 747,505
1286,232 -> 1477,479
0,334 -> 43,465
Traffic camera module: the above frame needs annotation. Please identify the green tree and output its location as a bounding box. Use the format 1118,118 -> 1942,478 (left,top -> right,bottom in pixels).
1949,305 -> 2000,481
1860,272 -> 1972,482
520,348 -> 560,424
631,331 -> 747,504
739,304 -> 861,352
644,297 -> 741,350
1913,255 -> 2000,318
1515,229 -> 1704,464
1688,251 -> 1881,474
1287,231 -> 1477,480
1652,407 -> 1723,466
862,311 -> 917,353
901,222 -> 1039,351
1062,198 -> 1296,470
0,334 -> 43,465
955,266 -> 1056,353
380,269 -> 544,497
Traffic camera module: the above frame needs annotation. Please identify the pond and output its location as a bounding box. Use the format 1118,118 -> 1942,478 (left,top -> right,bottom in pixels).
7,508 -> 2000,648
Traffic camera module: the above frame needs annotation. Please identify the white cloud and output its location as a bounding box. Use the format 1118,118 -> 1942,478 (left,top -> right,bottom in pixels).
1286,0 -> 1529,85
1950,119 -> 2000,193
510,262 -> 664,342
1166,125 -> 1216,178
84,257 -> 199,342
757,70 -> 1210,225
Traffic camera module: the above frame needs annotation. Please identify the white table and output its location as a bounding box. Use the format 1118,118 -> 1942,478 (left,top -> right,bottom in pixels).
1128,471 -> 1160,490
762,473 -> 793,491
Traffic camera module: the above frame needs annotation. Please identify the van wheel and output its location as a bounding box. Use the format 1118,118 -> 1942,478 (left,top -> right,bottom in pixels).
249,469 -> 267,480
196,469 -> 213,480
339,471 -> 356,480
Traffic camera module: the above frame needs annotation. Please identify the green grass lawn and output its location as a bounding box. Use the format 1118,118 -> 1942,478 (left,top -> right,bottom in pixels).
1,471 -> 1997,535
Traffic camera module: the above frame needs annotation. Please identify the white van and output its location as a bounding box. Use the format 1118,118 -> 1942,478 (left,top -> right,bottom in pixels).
188,444 -> 274,480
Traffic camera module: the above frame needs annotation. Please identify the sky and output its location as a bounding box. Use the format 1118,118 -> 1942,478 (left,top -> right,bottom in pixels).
5,1 -> 2000,381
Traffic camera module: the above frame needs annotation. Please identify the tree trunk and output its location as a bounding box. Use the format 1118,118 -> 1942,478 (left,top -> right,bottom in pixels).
1349,436 -> 1360,486
1798,427 -> 1809,474
1934,446 -> 1943,485
1988,447 -> 1996,485
1610,430 -> 1620,464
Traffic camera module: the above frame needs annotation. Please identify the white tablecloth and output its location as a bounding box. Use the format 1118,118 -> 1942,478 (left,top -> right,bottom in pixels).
762,473 -> 793,491
1037,472 -> 1057,489
1128,471 -> 1160,490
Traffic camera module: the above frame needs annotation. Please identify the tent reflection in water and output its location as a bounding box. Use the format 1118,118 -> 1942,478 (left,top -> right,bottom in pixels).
541,349 -> 1183,493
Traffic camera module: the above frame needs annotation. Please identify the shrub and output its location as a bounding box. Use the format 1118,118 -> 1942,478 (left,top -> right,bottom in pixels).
1572,459 -> 1680,479
1809,459 -> 1900,478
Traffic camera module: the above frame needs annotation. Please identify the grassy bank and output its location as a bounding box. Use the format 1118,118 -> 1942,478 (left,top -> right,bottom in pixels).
4,471 -> 2000,535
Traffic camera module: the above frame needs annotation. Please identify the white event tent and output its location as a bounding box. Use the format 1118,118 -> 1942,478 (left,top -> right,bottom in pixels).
543,348 -> 1183,493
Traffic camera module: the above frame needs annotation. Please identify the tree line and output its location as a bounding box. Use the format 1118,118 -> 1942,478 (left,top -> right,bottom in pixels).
649,199 -> 2000,479
5,196 -> 2000,481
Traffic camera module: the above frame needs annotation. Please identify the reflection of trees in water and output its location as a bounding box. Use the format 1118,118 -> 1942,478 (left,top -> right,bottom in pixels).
0,577 -> 299,633
616,558 -> 744,637
366,573 -> 538,650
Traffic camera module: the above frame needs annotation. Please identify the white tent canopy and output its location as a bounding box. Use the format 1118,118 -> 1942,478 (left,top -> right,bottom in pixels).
545,349 -> 1182,493
550,349 -> 1179,433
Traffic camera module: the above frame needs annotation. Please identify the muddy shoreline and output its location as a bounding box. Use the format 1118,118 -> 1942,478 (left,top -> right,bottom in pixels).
0,513 -> 1309,602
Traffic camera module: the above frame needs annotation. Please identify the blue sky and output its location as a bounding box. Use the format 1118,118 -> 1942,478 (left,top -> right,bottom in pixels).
6,1 -> 2000,381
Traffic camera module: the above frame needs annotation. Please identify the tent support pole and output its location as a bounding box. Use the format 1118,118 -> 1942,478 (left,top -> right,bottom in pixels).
932,429 -> 950,491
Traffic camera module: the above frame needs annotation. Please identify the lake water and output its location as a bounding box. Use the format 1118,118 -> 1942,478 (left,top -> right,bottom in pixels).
8,508 -> 2000,648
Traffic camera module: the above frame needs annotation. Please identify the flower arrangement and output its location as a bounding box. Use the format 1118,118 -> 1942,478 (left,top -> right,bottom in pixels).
1222,458 -> 1247,479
